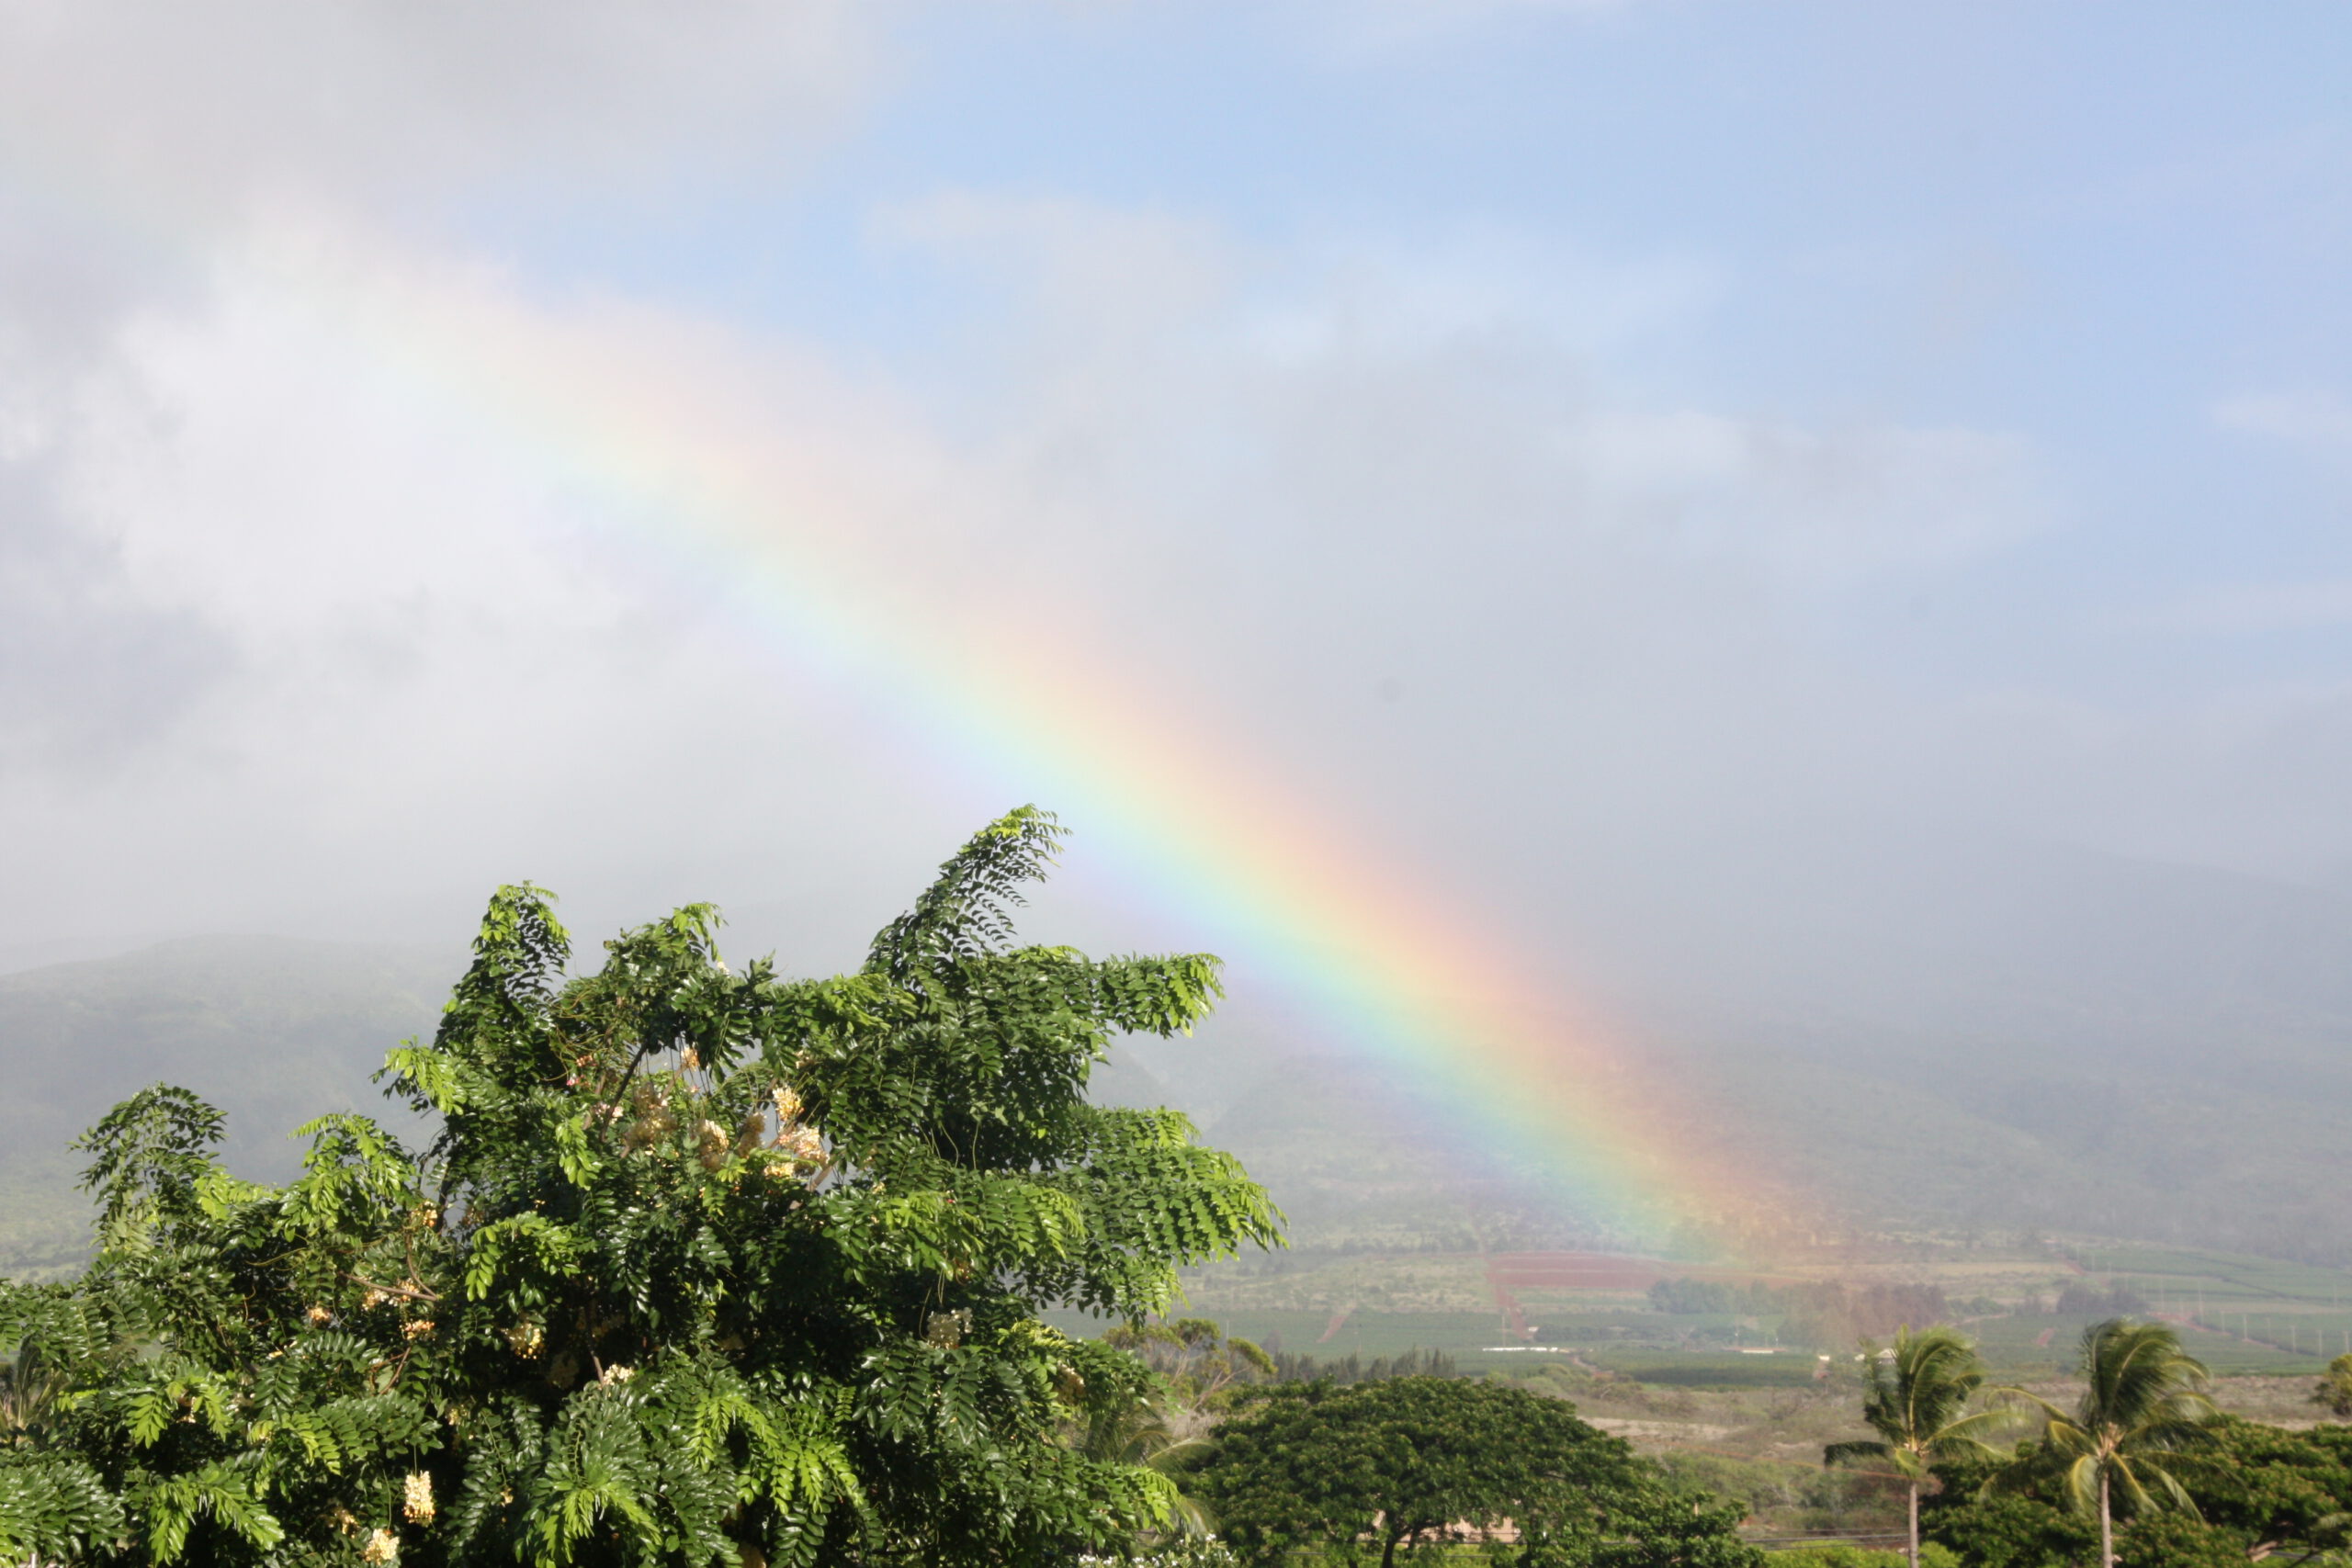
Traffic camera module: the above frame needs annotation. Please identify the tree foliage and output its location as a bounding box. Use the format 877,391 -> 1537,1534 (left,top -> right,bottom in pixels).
1191,1375 -> 1762,1568
1079,1319 -> 1278,1541
1264,1348 -> 1456,1386
1928,1419 -> 2352,1568
1920,1459 -> 2100,1568
2312,1354 -> 2352,1421
1920,1322 -> 2263,1568
0,807 -> 1280,1567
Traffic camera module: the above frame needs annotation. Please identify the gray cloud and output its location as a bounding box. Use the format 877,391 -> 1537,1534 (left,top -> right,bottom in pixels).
0,5 -> 912,948
0,453 -> 232,770
0,172 -> 228,773
0,3 -> 880,215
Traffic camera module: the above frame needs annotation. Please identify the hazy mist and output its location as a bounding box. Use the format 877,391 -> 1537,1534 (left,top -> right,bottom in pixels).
5,4 -> 2351,1253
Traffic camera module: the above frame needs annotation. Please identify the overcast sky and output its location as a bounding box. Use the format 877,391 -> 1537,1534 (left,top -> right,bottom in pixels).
3,1 -> 2348,996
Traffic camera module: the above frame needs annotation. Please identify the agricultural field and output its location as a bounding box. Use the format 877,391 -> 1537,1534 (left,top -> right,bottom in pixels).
1045,1234 -> 2352,1543
1962,1312 -> 2318,1377
1148,1235 -> 2352,1384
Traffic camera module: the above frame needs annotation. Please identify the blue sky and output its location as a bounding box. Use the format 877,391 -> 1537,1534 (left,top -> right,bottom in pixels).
1,2 -> 2349,960
463,1 -> 2352,705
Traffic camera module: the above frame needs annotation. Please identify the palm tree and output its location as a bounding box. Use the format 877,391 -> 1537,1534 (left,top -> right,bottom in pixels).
1826,1325 -> 2011,1568
1088,1318 -> 1276,1540
1078,1389 -> 1219,1538
0,1337 -> 69,1450
2012,1317 -> 2217,1568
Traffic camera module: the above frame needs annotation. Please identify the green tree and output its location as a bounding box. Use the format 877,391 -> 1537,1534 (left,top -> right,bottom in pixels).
2007,1319 -> 2218,1568
2312,1354 -> 2352,1420
1927,1419 -> 2352,1568
1826,1325 -> 2010,1568
1192,1375 -> 1759,1568
1919,1454 -> 2099,1568
2121,1417 -> 2352,1567
0,807 -> 1280,1567
2107,1512 -> 2246,1568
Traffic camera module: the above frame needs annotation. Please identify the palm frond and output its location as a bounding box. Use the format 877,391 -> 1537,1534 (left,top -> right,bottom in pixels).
1928,1404 -> 2023,1455
2007,1318 -> 2219,1526
1844,1325 -> 2000,1480
2060,1452 -> 2103,1516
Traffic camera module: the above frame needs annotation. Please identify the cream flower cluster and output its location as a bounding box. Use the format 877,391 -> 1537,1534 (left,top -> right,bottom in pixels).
770,1083 -> 828,1179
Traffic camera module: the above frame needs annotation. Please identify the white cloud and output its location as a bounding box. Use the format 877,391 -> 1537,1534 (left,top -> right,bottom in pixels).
1553,412 -> 2051,582
0,2 -> 904,910
1928,676 -> 2352,880
2214,389 -> 2352,464
2147,579 -> 2352,636
0,218 -> 971,948
0,177 -> 2080,953
898,191 -> 2052,593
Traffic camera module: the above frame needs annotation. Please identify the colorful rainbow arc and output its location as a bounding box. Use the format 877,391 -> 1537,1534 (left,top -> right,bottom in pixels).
41,183 -> 1801,1248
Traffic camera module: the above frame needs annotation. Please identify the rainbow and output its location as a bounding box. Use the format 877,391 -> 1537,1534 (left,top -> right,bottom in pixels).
22,180 -> 1802,1248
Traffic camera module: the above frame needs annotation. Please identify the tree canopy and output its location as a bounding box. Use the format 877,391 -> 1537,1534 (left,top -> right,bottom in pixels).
0,807 -> 1281,1567
2312,1355 -> 2352,1422
1927,1417 -> 2352,1568
1191,1374 -> 1762,1568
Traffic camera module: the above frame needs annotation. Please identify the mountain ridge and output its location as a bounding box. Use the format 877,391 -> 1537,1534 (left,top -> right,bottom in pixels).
5,831 -> 2350,1274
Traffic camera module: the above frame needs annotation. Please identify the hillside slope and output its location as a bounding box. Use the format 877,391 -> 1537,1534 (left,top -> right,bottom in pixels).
1130,829 -> 2352,1260
0,937 -> 454,1276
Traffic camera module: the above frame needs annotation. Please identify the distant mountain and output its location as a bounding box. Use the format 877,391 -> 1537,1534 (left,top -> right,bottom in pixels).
1583,827 -> 2352,1260
1142,828 -> 2352,1262
6,830 -> 2352,1277
0,937 -> 456,1276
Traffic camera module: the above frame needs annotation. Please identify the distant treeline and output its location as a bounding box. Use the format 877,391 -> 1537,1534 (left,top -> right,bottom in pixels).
1648,1277 -> 1951,1348
1647,1278 -> 1784,1315
2046,1282 -> 2147,1315
1270,1347 -> 1457,1384
1103,1318 -> 1457,1392
1647,1275 -> 2149,1342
